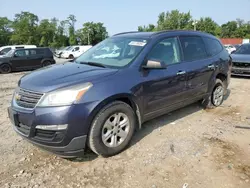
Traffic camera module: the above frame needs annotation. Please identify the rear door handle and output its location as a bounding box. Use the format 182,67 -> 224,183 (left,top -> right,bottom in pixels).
176,71 -> 186,75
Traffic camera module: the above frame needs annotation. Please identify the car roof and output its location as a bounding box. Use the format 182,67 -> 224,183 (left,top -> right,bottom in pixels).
113,30 -> 217,39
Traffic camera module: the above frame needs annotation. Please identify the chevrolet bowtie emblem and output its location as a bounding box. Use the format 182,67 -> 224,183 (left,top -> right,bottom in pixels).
15,93 -> 21,101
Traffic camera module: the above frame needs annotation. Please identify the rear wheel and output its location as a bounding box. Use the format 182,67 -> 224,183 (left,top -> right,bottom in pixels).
69,54 -> 74,59
88,101 -> 136,157
0,64 -> 12,73
202,79 -> 225,109
42,61 -> 52,67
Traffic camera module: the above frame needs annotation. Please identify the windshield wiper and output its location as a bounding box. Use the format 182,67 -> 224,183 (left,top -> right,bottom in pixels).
79,61 -> 106,68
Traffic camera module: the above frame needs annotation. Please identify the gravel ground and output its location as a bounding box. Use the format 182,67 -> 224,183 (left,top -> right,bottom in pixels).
0,63 -> 250,188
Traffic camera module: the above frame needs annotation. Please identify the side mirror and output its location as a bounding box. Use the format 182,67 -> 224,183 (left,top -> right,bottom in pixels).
142,60 -> 166,69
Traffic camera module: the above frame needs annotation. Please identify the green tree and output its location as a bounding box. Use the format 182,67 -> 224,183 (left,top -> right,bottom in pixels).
196,17 -> 219,36
221,21 -> 238,38
11,11 -> 39,44
67,14 -> 77,45
37,18 -> 57,47
138,24 -> 155,32
156,10 -> 193,30
0,17 -> 12,46
77,22 -> 108,45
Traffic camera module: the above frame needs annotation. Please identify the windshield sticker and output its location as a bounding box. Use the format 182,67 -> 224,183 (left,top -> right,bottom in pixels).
129,41 -> 147,46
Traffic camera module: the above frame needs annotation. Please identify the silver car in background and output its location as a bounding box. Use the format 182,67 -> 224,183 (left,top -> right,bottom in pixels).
231,43 -> 250,76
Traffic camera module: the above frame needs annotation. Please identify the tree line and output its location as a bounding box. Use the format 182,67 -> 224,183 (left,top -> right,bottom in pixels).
138,10 -> 250,39
1,10 -> 250,48
0,12 -> 109,47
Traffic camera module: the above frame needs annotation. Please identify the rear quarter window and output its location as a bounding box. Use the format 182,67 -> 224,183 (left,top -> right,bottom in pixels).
203,37 -> 223,57
179,36 -> 208,61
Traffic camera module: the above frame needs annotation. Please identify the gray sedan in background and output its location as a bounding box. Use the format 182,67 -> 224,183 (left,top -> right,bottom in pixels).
231,43 -> 250,76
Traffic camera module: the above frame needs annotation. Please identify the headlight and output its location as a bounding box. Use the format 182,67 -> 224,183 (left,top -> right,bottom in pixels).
37,82 -> 92,107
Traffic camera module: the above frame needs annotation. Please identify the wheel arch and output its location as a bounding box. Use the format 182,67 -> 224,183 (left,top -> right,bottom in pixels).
0,62 -> 12,72
87,93 -> 142,132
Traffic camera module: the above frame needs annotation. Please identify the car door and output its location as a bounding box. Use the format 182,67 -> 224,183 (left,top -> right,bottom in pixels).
10,49 -> 30,70
27,49 -> 44,68
178,36 -> 216,99
142,37 -> 187,120
72,46 -> 80,57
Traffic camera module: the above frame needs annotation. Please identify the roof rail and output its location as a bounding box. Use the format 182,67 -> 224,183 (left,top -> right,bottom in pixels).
113,31 -> 140,36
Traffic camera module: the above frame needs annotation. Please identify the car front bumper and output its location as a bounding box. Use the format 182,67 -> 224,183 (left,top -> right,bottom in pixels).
8,102 -> 98,157
231,66 -> 250,76
61,53 -> 69,58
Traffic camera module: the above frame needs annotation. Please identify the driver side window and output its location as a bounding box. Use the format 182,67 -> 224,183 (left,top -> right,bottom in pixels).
147,37 -> 181,65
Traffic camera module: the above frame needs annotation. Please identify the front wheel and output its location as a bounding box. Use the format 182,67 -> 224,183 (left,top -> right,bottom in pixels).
202,79 -> 225,109
0,64 -> 12,73
69,54 -> 74,59
88,101 -> 136,157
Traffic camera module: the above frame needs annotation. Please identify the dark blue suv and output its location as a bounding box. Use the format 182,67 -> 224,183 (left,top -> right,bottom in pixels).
8,31 -> 232,157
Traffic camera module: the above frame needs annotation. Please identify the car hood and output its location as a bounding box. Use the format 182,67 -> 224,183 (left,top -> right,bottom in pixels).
231,54 -> 250,63
19,62 -> 118,93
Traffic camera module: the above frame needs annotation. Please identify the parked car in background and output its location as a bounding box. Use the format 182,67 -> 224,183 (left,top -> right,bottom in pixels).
0,47 -> 55,73
224,44 -> 236,54
233,44 -> 241,50
8,31 -> 231,158
231,43 -> 250,76
54,46 -> 71,58
61,45 -> 92,59
0,45 -> 37,57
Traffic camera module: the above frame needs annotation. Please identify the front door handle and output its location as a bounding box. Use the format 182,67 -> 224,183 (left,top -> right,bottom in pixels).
208,64 -> 215,69
176,71 -> 186,75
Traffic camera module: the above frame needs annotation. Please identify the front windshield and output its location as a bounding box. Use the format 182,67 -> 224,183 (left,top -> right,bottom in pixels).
234,44 -> 250,54
75,37 -> 148,68
4,49 -> 15,57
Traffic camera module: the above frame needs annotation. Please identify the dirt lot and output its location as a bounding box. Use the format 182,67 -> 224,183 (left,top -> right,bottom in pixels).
0,68 -> 250,188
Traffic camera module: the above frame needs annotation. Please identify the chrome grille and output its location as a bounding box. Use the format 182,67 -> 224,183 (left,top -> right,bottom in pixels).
233,62 -> 250,68
15,88 -> 43,109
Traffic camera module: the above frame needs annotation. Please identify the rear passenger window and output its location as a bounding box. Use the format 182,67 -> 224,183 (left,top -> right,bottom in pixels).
179,36 -> 207,61
203,37 -> 223,57
30,50 -> 36,55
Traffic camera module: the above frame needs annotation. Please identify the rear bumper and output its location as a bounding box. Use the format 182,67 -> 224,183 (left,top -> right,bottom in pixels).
232,66 -> 250,76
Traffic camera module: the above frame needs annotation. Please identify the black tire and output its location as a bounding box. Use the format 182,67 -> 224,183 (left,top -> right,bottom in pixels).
42,61 -> 52,67
202,79 -> 225,109
88,101 -> 136,157
69,54 -> 74,59
0,64 -> 12,74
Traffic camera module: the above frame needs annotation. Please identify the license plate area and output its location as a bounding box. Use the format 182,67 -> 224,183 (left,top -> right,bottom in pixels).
10,111 -> 31,136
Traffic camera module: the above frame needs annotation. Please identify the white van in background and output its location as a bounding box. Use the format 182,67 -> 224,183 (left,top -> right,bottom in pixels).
0,45 -> 37,57
61,45 -> 93,59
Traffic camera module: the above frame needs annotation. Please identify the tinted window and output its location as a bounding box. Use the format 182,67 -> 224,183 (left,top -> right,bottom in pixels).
36,49 -> 45,55
14,50 -> 29,57
179,36 -> 207,61
30,49 -> 37,55
1,47 -> 12,54
74,47 -> 80,51
203,37 -> 223,56
147,37 -> 181,65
